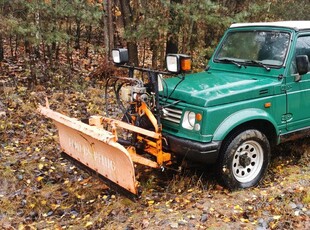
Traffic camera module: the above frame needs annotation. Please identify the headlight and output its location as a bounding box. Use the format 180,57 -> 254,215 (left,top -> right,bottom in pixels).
182,111 -> 196,130
112,48 -> 128,64
166,55 -> 178,73
182,111 -> 202,131
166,54 -> 191,74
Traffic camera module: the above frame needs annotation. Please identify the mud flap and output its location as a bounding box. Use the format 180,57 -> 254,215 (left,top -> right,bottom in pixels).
38,105 -> 138,195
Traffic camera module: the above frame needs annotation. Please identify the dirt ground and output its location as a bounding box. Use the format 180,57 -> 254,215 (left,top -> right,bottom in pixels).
0,56 -> 309,229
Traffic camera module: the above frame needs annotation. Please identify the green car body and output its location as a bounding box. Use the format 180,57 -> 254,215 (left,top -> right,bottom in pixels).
160,21 -> 310,188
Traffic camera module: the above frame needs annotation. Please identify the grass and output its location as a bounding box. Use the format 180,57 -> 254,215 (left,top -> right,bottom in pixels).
303,190 -> 310,204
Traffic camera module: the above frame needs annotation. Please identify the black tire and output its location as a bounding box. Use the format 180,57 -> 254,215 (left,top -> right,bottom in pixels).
218,129 -> 270,190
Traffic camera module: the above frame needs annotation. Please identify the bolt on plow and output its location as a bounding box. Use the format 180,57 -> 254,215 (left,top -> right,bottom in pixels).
38,48 -> 191,196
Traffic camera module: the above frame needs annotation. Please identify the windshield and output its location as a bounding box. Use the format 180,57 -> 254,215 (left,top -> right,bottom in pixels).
214,30 -> 291,67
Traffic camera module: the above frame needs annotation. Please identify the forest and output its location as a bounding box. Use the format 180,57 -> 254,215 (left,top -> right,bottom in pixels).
0,0 -> 309,229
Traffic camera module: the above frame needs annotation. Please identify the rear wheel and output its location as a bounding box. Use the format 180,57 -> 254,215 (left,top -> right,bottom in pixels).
219,129 -> 270,190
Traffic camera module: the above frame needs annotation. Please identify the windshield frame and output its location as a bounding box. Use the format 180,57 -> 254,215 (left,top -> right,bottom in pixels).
213,29 -> 292,69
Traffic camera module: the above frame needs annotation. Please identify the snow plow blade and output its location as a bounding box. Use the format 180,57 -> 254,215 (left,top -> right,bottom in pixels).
38,105 -> 138,195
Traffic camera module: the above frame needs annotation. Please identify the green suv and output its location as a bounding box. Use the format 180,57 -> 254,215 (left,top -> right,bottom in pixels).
161,21 -> 310,190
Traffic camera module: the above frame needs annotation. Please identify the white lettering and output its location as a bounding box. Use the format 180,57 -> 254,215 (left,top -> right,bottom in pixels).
68,137 -> 116,171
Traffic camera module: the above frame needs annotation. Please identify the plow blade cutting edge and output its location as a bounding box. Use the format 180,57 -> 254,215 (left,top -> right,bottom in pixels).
38,105 -> 138,195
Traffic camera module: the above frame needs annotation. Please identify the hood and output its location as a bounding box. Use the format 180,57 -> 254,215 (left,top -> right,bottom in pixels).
161,71 -> 280,107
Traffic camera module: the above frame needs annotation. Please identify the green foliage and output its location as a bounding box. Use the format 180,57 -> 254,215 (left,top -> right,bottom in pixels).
269,0 -> 310,20
1,0 -> 310,73
120,0 -> 276,69
1,0 -> 104,53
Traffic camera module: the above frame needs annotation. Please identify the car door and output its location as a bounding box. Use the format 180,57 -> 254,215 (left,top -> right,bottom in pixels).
286,34 -> 310,131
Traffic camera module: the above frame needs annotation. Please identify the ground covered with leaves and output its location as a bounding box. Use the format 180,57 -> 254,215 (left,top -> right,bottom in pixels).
0,57 -> 309,230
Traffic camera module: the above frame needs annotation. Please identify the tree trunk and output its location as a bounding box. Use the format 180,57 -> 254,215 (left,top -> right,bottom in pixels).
103,0 -> 115,61
24,39 -> 31,55
66,17 -> 73,68
103,1 -> 109,62
9,36 -> 13,57
151,42 -> 158,68
0,34 -> 4,62
14,36 -> 18,58
108,0 -> 114,57
85,25 -> 92,58
75,18 -> 81,49
166,37 -> 178,54
166,0 -> 182,55
119,0 -> 139,66
34,11 -> 40,58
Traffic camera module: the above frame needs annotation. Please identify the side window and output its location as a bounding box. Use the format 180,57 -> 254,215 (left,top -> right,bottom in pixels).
291,35 -> 310,74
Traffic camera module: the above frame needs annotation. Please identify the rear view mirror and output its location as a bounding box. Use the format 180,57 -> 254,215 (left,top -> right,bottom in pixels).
296,55 -> 309,75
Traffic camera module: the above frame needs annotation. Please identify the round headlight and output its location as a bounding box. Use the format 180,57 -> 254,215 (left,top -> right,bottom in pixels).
182,111 -> 196,130
188,112 -> 196,127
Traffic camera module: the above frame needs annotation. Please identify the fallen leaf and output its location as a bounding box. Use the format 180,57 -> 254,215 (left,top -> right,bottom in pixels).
36,176 -> 44,182
234,205 -> 243,211
223,217 -> 231,222
84,222 -> 93,227
240,218 -> 249,223
148,200 -> 155,205
40,200 -> 47,205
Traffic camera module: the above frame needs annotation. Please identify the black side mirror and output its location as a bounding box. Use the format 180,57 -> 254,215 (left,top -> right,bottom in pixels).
296,55 -> 309,75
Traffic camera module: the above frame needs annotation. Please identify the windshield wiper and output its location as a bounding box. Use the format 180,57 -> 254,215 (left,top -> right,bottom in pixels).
245,60 -> 271,71
217,58 -> 243,68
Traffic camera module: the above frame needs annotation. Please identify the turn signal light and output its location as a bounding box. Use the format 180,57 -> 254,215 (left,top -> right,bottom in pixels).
264,102 -> 271,108
181,58 -> 191,72
195,113 -> 202,121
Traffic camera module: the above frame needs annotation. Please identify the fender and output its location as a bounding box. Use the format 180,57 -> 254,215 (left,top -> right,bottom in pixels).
213,108 -> 279,141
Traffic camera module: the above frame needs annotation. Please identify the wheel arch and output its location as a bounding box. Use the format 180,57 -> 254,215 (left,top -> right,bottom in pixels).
213,109 -> 278,148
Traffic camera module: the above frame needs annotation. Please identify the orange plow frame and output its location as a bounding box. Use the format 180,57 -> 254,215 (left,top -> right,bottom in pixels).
38,101 -> 171,195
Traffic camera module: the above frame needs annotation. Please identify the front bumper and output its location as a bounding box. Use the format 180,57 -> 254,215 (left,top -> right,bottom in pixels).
163,133 -> 221,164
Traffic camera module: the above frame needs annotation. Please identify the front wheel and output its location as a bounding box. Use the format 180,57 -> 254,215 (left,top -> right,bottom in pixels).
218,129 -> 270,190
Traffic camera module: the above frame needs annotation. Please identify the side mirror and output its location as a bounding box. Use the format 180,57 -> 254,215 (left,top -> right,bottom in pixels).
166,54 -> 191,74
296,55 -> 309,75
112,48 -> 128,64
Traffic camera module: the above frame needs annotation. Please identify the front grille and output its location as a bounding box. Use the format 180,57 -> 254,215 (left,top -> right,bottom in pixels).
161,107 -> 182,124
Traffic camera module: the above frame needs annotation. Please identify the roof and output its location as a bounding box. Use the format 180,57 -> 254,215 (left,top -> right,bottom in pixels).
230,21 -> 310,31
